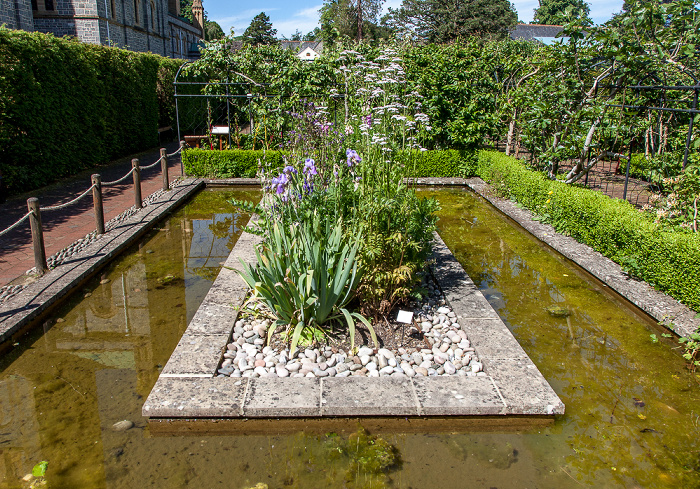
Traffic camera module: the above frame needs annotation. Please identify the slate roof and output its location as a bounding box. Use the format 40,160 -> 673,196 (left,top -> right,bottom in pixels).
279,41 -> 324,53
509,23 -> 565,41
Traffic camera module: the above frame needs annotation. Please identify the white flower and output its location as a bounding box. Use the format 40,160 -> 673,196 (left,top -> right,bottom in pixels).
415,113 -> 430,123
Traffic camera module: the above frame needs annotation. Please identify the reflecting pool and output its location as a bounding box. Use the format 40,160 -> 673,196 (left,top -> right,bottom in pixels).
0,187 -> 697,488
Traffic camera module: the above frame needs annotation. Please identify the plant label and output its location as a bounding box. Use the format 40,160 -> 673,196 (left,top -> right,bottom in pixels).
396,310 -> 413,324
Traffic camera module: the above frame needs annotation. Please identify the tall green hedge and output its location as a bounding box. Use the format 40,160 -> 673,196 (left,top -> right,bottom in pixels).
182,148 -> 469,178
475,150 -> 700,312
0,28 -> 181,194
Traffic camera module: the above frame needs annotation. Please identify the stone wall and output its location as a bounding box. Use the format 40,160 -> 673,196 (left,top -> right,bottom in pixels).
3,0 -> 201,58
0,0 -> 35,31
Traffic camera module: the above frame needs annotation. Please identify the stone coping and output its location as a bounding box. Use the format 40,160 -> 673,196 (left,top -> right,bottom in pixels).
142,222 -> 565,419
0,179 -> 205,347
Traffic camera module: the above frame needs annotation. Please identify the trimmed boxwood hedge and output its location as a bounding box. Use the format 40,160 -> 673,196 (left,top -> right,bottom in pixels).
182,149 -> 284,178
0,28 -> 181,195
182,148 -> 470,179
475,150 -> 700,312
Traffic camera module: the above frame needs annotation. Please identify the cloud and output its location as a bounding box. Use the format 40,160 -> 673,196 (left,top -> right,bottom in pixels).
511,0 -> 624,24
511,0 -> 539,22
271,4 -> 323,37
212,8 -> 279,36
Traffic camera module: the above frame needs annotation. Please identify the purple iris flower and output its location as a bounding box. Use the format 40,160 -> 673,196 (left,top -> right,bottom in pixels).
272,173 -> 289,194
303,158 -> 317,176
283,165 -> 297,175
346,149 -> 362,167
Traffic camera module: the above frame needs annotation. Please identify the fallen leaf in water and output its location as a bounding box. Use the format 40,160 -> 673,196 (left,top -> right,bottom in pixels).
637,414 -> 646,420
633,397 -> 645,407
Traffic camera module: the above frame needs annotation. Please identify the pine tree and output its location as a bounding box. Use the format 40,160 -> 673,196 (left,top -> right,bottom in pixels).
243,12 -> 278,45
387,0 -> 518,42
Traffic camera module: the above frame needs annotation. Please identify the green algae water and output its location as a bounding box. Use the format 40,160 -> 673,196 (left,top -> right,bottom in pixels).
0,187 -> 698,488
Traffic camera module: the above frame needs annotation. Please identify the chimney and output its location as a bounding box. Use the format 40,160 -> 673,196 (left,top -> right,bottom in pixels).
191,0 -> 204,38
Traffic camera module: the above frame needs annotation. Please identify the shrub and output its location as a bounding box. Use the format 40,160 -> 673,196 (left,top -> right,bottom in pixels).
182,148 -> 284,178
475,150 -> 700,311
0,28 -> 181,195
400,150 -> 473,177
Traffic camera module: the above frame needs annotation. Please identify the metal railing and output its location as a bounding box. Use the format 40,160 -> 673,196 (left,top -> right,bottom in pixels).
0,142 -> 184,277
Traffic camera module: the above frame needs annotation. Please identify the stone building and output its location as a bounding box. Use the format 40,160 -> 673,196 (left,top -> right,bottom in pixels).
0,0 -> 204,59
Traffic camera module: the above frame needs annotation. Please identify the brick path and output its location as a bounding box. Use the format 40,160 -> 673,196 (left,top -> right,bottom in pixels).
0,142 -> 183,287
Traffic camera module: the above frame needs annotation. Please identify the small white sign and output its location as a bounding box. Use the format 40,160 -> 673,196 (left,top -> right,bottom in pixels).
396,310 -> 414,324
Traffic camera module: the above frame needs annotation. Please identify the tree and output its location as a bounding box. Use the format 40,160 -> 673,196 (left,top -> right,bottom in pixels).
303,28 -> 321,41
180,0 -> 193,21
319,0 -> 387,41
533,0 -> 592,25
387,0 -> 518,43
205,20 -> 225,40
243,12 -> 278,45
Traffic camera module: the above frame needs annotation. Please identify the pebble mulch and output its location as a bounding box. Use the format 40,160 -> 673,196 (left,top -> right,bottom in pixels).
217,277 -> 486,379
0,179 -> 185,304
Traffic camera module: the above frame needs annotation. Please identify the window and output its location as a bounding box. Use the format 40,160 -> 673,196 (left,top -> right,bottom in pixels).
110,0 -> 116,18
31,0 -> 37,10
44,0 -> 54,10
150,1 -> 156,30
133,0 -> 140,25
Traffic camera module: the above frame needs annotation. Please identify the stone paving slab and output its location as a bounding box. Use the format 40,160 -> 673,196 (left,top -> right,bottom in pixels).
161,333 -> 230,377
459,318 -> 530,360
245,378 -> 321,417
411,376 -> 505,415
0,179 -> 205,346
320,377 -> 419,416
143,377 -> 247,418
143,218 -> 565,419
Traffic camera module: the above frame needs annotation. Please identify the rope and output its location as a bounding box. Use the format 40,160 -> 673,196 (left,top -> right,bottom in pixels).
167,146 -> 182,158
102,167 -> 135,186
0,212 -> 31,238
40,184 -> 96,212
140,155 -> 164,170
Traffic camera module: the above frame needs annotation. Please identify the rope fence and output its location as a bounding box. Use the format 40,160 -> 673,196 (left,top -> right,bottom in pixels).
0,142 -> 185,278
0,212 -> 31,238
40,184 -> 96,212
102,167 -> 135,186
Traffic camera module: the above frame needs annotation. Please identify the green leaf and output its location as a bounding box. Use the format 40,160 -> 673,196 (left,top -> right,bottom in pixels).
32,461 -> 48,478
290,321 -> 305,357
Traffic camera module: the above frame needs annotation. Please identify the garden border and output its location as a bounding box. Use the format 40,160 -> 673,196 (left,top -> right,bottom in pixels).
142,220 -> 565,419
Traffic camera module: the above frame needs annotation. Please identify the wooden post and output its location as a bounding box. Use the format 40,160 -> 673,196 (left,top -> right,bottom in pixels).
180,140 -> 186,175
160,148 -> 170,191
91,174 -> 105,235
27,198 -> 48,275
132,158 -> 142,209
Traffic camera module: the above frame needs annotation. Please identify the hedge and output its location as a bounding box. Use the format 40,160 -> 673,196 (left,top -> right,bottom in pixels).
0,28 -> 182,195
475,150 -> 700,312
182,149 -> 284,178
182,148 -> 470,178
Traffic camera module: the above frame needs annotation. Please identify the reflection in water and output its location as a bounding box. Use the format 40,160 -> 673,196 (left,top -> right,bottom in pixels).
0,187 -> 698,488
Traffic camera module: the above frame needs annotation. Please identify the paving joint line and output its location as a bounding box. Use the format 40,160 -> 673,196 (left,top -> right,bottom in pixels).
240,378 -> 251,416
408,379 -> 422,416
489,376 -> 508,414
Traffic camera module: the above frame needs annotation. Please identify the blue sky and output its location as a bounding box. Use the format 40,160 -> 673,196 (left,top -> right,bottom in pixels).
205,0 -> 626,39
